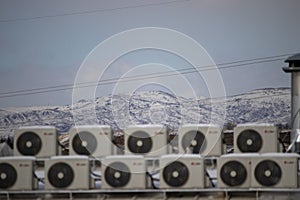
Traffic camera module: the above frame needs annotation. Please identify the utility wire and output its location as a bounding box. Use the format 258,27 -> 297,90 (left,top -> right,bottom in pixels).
0,0 -> 190,23
0,57 -> 288,98
0,53 -> 289,96
0,54 -> 291,99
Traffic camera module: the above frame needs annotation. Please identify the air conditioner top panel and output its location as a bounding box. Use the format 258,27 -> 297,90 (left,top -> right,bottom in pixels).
103,155 -> 144,160
16,126 -> 56,130
0,156 -> 36,161
220,153 -> 260,158
236,123 -> 275,127
180,124 -> 221,128
160,154 -> 202,159
70,125 -> 111,129
127,124 -> 165,129
259,153 -> 300,158
50,155 -> 89,160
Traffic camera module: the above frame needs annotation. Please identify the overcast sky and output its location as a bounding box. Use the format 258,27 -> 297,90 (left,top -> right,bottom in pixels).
0,0 -> 299,108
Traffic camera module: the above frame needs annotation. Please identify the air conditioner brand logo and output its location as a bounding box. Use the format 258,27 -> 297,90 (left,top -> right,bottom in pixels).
133,162 -> 143,166
191,162 -> 201,166
208,130 -> 219,134
44,132 -> 54,136
19,163 -> 29,167
99,131 -> 108,135
264,129 -> 275,134
284,160 -> 294,164
76,163 -> 86,167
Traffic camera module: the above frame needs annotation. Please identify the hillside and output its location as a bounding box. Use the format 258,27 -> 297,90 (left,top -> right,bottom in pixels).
0,88 -> 291,136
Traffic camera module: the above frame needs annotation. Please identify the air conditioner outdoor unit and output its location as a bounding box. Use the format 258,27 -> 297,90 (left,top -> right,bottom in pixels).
218,153 -> 258,188
160,154 -> 204,189
14,126 -> 58,158
124,125 -> 168,157
178,124 -> 223,156
45,156 -> 91,190
251,153 -> 299,188
101,155 -> 146,189
69,125 -> 112,158
234,124 -> 279,153
0,156 -> 37,190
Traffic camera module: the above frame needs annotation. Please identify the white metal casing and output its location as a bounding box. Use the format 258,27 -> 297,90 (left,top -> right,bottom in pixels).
69,125 -> 112,158
251,153 -> 299,188
178,124 -> 223,156
0,156 -> 36,190
217,153 -> 259,188
14,126 -> 58,158
101,155 -> 146,189
45,156 -> 90,190
124,125 -> 168,157
160,154 -> 204,189
234,124 -> 279,153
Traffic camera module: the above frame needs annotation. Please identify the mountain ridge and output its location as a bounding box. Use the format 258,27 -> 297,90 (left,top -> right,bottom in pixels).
0,88 -> 291,135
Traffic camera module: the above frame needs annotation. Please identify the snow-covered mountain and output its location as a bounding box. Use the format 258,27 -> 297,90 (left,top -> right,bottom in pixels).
0,88 -> 291,135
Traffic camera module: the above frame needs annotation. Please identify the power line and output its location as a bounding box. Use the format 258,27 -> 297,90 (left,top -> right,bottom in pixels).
0,58 -> 287,98
0,54 -> 292,99
0,55 -> 287,96
1,53 -> 290,96
0,0 -> 190,23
